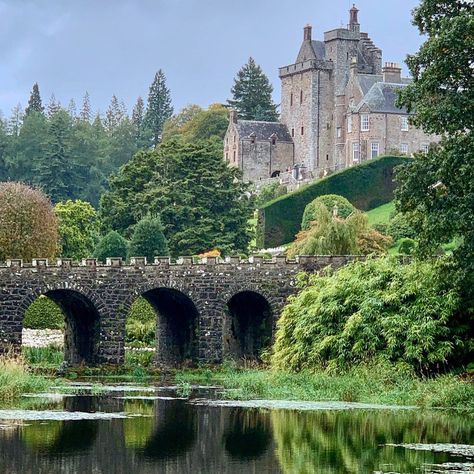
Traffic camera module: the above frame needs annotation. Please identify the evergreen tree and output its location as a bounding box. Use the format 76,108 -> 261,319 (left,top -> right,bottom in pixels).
67,99 -> 77,119
35,109 -> 82,202
25,83 -> 44,116
47,93 -> 61,117
144,69 -> 173,147
104,95 -> 126,134
228,57 -> 278,121
132,96 -> 145,135
94,230 -> 128,262
8,104 -> 23,137
80,92 -> 92,122
129,216 -> 169,261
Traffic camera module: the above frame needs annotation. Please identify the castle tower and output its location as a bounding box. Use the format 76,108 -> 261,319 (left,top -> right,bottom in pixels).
279,25 -> 335,175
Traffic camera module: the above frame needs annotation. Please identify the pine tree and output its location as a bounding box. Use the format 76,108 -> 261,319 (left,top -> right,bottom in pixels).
80,92 -> 92,122
104,95 -> 126,134
25,83 -> 44,116
67,99 -> 77,119
47,93 -> 61,117
228,57 -> 279,121
8,104 -> 23,137
132,96 -> 144,136
144,70 -> 173,147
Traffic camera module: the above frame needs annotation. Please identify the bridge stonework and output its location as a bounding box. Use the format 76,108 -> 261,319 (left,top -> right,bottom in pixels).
0,256 -> 360,366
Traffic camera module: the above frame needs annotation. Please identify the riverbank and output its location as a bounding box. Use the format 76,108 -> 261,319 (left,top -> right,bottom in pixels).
175,365 -> 474,410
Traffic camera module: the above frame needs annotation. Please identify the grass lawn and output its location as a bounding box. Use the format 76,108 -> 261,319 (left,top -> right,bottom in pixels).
366,201 -> 395,226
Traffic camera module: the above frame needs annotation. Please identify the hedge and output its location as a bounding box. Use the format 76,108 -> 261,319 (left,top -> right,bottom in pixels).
257,156 -> 408,248
23,296 -> 64,330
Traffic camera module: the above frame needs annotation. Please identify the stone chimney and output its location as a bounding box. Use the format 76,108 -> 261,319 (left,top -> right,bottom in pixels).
382,62 -> 402,83
350,57 -> 358,77
349,4 -> 360,32
304,24 -> 312,41
229,109 -> 238,124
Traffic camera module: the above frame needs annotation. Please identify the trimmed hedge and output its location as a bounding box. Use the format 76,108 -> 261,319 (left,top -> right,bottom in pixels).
23,296 -> 64,330
257,156 -> 408,248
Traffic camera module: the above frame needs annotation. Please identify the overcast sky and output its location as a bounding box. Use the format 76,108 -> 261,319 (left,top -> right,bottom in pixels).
0,0 -> 422,118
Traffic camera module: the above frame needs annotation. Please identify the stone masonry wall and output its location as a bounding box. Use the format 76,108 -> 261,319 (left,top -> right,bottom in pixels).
0,256 -> 361,366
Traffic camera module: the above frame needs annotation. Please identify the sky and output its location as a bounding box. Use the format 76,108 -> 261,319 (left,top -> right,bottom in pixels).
0,0 -> 423,118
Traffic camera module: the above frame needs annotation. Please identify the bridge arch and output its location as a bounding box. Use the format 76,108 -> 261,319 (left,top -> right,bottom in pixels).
132,285 -> 200,367
223,287 -> 276,361
21,285 -> 102,366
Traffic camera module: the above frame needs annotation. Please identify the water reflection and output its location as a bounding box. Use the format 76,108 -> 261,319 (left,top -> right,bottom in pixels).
0,392 -> 473,473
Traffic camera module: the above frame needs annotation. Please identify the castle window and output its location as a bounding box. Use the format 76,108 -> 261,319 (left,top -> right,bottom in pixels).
371,142 -> 380,159
337,127 -> 342,138
300,90 -> 303,104
401,116 -> 409,131
233,150 -> 236,162
361,113 -> 370,132
347,115 -> 352,133
226,152 -> 229,161
290,93 -> 293,106
291,128 -> 295,137
421,144 -> 429,154
272,137 -> 276,145
400,143 -> 409,155
301,126 -> 304,136
352,142 -> 360,163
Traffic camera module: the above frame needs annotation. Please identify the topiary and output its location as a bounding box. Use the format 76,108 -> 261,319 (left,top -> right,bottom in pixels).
301,195 -> 356,231
94,231 -> 129,262
23,296 -> 64,330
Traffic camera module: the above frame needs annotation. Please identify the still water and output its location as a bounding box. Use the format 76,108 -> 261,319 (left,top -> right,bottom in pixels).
0,384 -> 472,474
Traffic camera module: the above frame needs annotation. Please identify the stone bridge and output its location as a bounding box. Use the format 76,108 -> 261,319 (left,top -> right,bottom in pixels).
0,255 -> 359,366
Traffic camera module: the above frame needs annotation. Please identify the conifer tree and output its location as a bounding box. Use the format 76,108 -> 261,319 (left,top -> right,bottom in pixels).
8,104 -> 23,137
228,57 -> 278,121
80,92 -> 92,122
132,96 -> 144,136
67,99 -> 77,119
129,216 -> 169,261
47,93 -> 61,117
25,83 -> 44,116
144,70 -> 173,147
104,95 -> 126,134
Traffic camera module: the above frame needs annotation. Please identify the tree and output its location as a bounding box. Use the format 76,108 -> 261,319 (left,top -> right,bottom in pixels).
228,57 -> 279,121
104,95 -> 126,134
129,216 -> 169,261
55,200 -> 100,260
144,69 -> 173,147
80,92 -> 92,122
301,195 -> 356,231
0,182 -> 59,261
35,109 -> 83,202
395,0 -> 474,285
100,138 -> 253,256
179,104 -> 229,142
8,104 -> 23,137
94,230 -> 128,262
67,98 -> 77,119
25,83 -> 44,116
162,104 -> 202,142
47,93 -> 61,117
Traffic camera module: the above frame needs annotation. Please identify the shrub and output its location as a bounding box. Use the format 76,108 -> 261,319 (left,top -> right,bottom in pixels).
272,257 -> 471,374
301,194 -> 355,231
399,238 -> 417,255
0,182 -> 59,261
387,213 -> 416,241
23,296 -> 64,330
258,156 -> 408,248
94,230 -> 128,262
255,183 -> 287,208
126,297 -> 156,346
128,216 -> 169,261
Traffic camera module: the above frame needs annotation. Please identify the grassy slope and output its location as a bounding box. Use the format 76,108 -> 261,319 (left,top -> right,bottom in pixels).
258,156 -> 408,248
366,201 -> 395,226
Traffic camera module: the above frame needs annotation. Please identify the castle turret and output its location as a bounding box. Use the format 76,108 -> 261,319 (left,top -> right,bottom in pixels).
349,4 -> 360,33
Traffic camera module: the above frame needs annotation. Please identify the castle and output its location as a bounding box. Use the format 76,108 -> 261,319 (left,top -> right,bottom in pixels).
224,5 -> 437,183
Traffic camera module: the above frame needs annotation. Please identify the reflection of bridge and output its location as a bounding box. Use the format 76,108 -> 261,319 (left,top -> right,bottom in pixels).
0,256 -> 357,366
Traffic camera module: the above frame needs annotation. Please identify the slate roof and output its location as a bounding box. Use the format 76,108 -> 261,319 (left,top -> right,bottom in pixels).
311,41 -> 326,60
356,82 -> 410,114
236,121 -> 293,142
357,74 -> 382,95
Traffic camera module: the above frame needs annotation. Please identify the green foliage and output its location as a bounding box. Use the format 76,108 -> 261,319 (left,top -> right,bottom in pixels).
144,69 -> 173,147
387,213 -> 416,241
228,57 -> 279,121
301,194 -> 355,231
258,156 -> 408,248
25,83 -> 44,116
126,297 -> 156,346
129,216 -> 169,261
23,296 -> 64,329
55,200 -> 100,260
255,182 -> 287,208
0,182 -> 59,261
100,139 -> 253,256
272,258 -> 472,373
366,201 -> 395,227
398,238 -> 417,255
94,230 -> 128,262
23,346 -> 64,367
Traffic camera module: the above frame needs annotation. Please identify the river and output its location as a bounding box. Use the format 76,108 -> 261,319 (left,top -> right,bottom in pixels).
0,383 -> 472,473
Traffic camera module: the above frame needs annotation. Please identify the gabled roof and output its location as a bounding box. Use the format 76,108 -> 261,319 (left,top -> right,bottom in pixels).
296,40 -> 326,63
357,74 -> 382,95
236,121 -> 293,142
355,82 -> 409,114
311,41 -> 326,60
